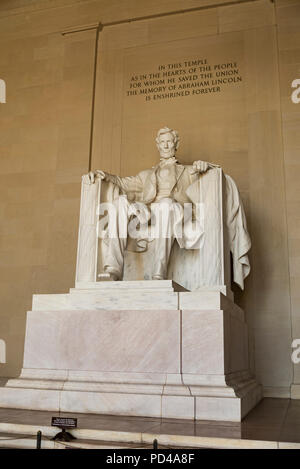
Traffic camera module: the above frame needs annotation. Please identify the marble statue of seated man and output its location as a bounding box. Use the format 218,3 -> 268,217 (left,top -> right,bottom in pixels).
87,127 -> 251,287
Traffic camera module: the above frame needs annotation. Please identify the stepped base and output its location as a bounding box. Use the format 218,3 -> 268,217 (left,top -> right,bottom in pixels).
31,280 -> 234,311
0,281 -> 261,422
1,369 -> 261,422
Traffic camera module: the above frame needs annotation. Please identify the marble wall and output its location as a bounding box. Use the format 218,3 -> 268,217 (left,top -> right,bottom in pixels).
0,14 -> 97,375
276,0 -> 300,397
0,0 -> 299,398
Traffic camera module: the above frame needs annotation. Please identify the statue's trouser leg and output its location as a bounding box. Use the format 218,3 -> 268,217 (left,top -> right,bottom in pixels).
152,199 -> 178,279
103,197 -> 129,279
153,236 -> 175,279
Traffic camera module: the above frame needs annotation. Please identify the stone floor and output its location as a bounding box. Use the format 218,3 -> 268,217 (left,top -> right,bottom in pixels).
0,398 -> 299,448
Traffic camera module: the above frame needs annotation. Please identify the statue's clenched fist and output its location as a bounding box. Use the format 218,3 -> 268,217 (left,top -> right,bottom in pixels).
95,170 -> 106,180
85,170 -> 106,184
190,160 -> 220,175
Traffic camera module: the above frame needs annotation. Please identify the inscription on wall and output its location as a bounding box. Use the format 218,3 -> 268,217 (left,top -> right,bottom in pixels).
126,58 -> 242,102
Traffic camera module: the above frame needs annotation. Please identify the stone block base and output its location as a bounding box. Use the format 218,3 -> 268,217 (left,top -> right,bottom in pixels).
0,282 -> 262,421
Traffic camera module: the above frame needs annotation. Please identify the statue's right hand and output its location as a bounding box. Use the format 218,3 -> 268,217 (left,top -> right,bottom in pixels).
95,170 -> 106,180
82,172 -> 94,184
85,170 -> 106,184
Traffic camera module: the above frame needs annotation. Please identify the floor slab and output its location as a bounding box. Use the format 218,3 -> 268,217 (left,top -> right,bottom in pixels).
0,398 -> 299,448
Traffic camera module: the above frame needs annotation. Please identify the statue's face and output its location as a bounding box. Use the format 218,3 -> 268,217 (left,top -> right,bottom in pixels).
157,132 -> 176,159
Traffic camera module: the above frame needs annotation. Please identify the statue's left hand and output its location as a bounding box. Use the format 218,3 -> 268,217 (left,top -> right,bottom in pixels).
190,160 -> 220,175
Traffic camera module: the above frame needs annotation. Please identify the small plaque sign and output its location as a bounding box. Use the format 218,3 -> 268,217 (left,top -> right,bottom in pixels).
51,417 -> 77,429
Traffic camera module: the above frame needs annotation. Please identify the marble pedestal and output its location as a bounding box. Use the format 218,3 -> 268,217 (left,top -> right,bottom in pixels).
0,281 -> 262,421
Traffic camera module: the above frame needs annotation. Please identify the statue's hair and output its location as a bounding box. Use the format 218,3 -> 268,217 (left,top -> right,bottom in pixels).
156,127 -> 180,151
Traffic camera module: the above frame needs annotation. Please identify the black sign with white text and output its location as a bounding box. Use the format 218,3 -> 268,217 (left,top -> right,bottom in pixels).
51,417 -> 77,429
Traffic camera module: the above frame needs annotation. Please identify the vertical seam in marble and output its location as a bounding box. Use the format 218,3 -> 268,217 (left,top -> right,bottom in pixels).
161,373 -> 167,418
119,52 -> 125,178
179,310 -> 192,399
59,370 -> 69,414
88,23 -> 101,172
278,398 -> 291,443
180,309 -> 182,376
223,310 -> 227,375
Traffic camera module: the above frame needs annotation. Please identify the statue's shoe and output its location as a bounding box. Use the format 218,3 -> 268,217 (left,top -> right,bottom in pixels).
98,272 -> 119,281
98,267 -> 121,281
152,274 -> 164,280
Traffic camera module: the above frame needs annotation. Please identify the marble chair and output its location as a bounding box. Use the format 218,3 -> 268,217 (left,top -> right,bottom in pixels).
76,166 -> 232,296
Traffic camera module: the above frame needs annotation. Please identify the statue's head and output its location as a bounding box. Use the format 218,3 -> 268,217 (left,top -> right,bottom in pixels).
156,127 -> 180,159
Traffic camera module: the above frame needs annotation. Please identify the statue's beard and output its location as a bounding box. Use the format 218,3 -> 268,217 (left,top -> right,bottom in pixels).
159,150 -> 176,159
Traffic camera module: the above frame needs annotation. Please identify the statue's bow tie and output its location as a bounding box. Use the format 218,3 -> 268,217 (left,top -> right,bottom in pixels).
159,157 -> 177,168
